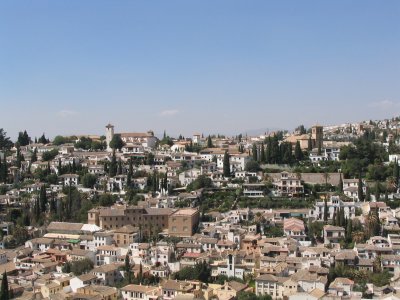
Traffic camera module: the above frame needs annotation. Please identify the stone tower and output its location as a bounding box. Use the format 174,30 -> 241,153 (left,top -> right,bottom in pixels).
311,125 -> 323,149
105,123 -> 114,152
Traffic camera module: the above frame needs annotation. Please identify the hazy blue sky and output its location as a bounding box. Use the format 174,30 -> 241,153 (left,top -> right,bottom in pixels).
1,1 -> 399,139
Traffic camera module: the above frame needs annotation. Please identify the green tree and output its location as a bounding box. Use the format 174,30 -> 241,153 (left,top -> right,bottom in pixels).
245,161 -> 260,172
38,133 -> 48,144
42,149 -> 59,161
62,258 -> 94,275
109,135 -> 125,151
17,130 -> 30,146
223,151 -> 230,177
146,153 -> 155,166
0,129 -> 13,151
53,135 -> 67,145
187,175 -> 213,191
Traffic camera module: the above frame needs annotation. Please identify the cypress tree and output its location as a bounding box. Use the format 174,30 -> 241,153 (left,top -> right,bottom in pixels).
50,193 -> 57,215
31,148 -> 37,163
394,160 -> 399,186
109,150 -> 117,177
323,199 -> 328,223
375,181 -> 380,201
260,143 -> 266,163
1,272 -> 9,300
163,172 -> 168,191
16,144 -> 22,168
294,141 -> 303,161
39,185 -> 47,213
358,174 -> 364,202
124,253 -> 132,284
338,173 -> 343,193
127,158 -> 133,187
207,136 -> 213,148
339,207 -> 345,227
332,209 -> 337,226
0,157 -> 3,183
223,151 -> 230,177
35,196 -> 40,223
58,158 -> 62,175
366,188 -> 371,201
2,159 -> 7,184
138,263 -> 143,284
308,136 -> 312,151
252,143 -> 258,161
72,160 -> 76,173
67,183 -> 72,220
346,218 -> 353,242
266,138 -> 272,163
117,158 -> 122,175
335,208 -> 340,226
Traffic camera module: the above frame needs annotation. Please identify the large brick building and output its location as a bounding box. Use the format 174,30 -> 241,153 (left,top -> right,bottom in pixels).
168,208 -> 200,237
88,206 -> 199,237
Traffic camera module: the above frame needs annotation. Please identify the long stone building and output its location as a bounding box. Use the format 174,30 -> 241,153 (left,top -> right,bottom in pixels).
88,206 -> 199,238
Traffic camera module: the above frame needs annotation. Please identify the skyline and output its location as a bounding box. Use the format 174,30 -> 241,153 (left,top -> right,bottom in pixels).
1,1 -> 400,139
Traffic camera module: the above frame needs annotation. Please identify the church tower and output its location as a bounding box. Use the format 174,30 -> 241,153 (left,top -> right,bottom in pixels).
105,123 -> 114,152
311,125 -> 323,149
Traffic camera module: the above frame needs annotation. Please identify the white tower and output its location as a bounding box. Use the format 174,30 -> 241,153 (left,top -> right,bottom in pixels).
105,123 -> 114,152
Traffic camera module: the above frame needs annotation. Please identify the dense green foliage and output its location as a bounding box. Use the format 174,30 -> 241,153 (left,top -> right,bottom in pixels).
237,291 -> 272,300
0,129 -> 13,151
340,137 -> 388,177
187,175 -> 213,191
81,173 -> 97,188
172,262 -> 211,283
62,258 -> 94,275
42,149 -> 59,161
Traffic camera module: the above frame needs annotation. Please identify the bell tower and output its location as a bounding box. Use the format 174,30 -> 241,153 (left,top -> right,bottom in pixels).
311,125 -> 323,149
105,123 -> 114,152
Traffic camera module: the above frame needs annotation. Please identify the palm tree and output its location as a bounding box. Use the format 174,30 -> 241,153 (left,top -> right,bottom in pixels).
386,177 -> 397,193
352,231 -> 365,244
373,256 -> 382,273
323,172 -> 330,189
366,211 -> 380,238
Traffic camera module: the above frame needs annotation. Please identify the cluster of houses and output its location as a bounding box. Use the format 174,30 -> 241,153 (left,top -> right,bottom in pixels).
0,192 -> 398,299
